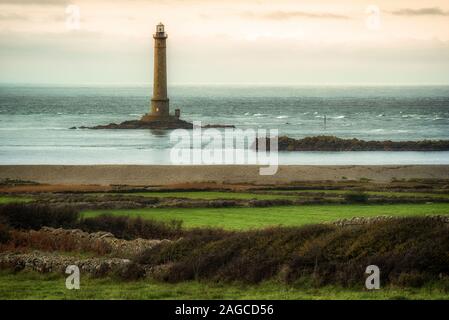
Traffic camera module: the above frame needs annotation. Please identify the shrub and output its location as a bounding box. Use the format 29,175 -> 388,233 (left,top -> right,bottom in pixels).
344,191 -> 368,203
286,217 -> 449,286
0,203 -> 79,230
0,220 -> 11,244
3,229 -> 112,255
248,199 -> 293,207
138,224 -> 333,283
78,214 -> 183,240
392,272 -> 427,288
136,217 -> 449,287
115,262 -> 146,281
137,228 -> 231,267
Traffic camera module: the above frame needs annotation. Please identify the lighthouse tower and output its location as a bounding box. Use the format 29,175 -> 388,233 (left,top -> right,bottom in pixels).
142,23 -> 179,122
151,23 -> 169,117
91,23 -> 233,130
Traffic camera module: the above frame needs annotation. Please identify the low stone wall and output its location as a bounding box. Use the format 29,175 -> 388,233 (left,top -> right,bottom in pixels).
332,215 -> 449,227
0,252 -> 135,275
0,227 -> 171,276
36,227 -> 169,257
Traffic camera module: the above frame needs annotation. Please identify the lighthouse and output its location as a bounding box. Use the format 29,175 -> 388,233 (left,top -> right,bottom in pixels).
151,22 -> 169,117
141,23 -> 180,122
87,23 -> 235,130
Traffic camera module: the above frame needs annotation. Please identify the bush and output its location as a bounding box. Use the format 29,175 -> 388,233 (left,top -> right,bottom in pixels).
3,229 -> 112,255
136,217 -> 449,287
115,262 -> 146,281
0,220 -> 11,244
286,217 -> 449,286
137,228 -> 231,268
78,214 -> 183,240
138,224 -> 333,283
392,272 -> 427,288
0,203 -> 79,230
344,191 -> 368,203
248,199 -> 293,207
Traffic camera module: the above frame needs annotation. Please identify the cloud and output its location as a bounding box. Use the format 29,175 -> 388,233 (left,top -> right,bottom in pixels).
390,7 -> 449,16
0,13 -> 29,20
0,0 -> 68,5
243,10 -> 350,20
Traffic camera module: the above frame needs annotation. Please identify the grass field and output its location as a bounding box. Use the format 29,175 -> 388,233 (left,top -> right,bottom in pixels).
82,203 -> 449,230
0,270 -> 446,300
0,195 -> 32,204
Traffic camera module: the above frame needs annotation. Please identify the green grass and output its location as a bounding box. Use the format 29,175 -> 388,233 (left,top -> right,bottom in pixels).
0,270 -> 446,300
116,191 -> 297,200
0,195 -> 32,204
82,203 -> 449,230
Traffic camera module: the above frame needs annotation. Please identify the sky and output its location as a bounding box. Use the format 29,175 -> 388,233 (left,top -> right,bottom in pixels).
0,0 -> 449,85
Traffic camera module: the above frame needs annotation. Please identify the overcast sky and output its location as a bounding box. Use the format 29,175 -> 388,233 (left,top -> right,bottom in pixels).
1,0 -> 449,85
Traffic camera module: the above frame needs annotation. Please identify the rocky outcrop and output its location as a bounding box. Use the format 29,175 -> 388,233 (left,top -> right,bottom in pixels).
255,135 -> 449,151
83,119 -> 193,130
72,119 -> 235,130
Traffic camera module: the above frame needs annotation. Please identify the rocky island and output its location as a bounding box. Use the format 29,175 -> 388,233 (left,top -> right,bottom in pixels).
74,23 -> 234,131
74,119 -> 234,130
255,135 -> 449,151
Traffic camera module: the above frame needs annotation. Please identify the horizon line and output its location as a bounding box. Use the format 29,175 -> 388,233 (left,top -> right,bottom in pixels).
1,82 -> 449,87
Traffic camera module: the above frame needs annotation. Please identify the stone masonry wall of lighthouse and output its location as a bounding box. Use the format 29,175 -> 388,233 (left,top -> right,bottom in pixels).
150,26 -> 169,117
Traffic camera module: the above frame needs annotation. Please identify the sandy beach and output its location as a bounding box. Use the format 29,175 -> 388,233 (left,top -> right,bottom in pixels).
0,165 -> 448,186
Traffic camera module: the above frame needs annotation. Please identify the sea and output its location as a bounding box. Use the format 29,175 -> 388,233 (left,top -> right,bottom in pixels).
0,85 -> 448,165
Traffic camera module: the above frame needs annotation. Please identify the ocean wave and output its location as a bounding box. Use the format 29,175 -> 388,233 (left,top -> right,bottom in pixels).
401,114 -> 422,119
276,115 -> 289,119
332,115 -> 345,119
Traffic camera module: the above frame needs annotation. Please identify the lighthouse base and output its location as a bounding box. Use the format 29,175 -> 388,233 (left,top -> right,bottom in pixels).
140,113 -> 183,123
85,116 -> 193,130
75,114 -> 235,130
